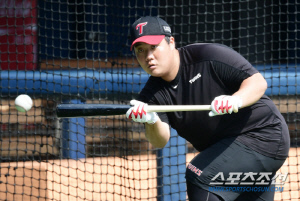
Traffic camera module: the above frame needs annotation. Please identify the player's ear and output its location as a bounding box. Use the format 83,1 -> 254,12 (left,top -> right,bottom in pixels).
169,36 -> 176,50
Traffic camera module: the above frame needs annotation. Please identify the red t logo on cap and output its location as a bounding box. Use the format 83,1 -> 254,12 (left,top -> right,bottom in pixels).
136,22 -> 148,35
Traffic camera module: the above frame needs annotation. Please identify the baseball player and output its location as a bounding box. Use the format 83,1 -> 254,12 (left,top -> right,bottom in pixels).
126,16 -> 290,201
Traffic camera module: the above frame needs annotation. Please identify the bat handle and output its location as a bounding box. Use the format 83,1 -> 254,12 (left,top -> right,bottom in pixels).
147,105 -> 211,113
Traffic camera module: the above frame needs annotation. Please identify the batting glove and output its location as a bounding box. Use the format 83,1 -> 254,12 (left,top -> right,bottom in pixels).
209,95 -> 243,117
126,100 -> 159,124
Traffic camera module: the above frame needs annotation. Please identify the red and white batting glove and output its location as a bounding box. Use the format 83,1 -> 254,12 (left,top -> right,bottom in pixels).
126,100 -> 159,124
209,95 -> 243,117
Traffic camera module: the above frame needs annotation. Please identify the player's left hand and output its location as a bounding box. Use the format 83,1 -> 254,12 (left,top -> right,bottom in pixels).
209,95 -> 243,117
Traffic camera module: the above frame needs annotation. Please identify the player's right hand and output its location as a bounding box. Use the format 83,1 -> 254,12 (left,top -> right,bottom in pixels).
126,100 -> 158,124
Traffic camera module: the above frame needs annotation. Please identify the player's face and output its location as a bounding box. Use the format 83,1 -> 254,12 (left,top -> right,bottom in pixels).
134,37 -> 177,81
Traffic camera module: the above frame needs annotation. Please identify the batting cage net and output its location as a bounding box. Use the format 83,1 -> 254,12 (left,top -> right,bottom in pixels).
0,0 -> 299,200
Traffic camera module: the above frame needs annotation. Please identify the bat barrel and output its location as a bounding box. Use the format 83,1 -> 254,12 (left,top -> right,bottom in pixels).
56,104 -> 131,118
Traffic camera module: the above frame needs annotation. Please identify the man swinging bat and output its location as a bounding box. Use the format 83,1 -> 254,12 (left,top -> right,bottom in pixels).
126,16 -> 290,201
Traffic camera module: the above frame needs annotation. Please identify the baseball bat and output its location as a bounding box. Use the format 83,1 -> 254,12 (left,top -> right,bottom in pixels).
56,104 -> 211,118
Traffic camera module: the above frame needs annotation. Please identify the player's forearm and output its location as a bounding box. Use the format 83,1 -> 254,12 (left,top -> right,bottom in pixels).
233,73 -> 267,108
145,119 -> 170,148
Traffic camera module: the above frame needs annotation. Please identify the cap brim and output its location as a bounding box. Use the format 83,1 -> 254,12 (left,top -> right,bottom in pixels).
130,35 -> 165,51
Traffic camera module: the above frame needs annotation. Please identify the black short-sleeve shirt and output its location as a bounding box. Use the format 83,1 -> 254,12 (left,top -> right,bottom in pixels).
138,43 -> 290,159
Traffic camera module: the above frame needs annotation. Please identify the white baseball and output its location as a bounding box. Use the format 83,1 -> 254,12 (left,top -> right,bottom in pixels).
15,94 -> 33,112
